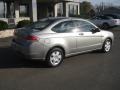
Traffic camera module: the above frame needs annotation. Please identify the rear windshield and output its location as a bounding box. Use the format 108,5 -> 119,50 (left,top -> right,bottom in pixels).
24,19 -> 55,30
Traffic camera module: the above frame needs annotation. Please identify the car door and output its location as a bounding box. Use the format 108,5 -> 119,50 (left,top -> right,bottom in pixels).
73,20 -> 102,52
51,20 -> 77,54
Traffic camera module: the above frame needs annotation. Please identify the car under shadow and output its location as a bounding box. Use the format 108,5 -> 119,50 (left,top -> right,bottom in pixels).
0,46 -> 105,69
0,46 -> 48,69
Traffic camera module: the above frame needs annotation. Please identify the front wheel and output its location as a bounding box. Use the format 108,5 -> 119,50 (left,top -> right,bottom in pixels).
101,39 -> 112,53
46,48 -> 64,67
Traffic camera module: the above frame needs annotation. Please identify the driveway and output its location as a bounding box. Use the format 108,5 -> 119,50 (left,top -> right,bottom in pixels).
0,30 -> 120,90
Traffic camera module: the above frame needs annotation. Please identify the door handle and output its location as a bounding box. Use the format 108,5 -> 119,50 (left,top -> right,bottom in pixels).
79,33 -> 84,35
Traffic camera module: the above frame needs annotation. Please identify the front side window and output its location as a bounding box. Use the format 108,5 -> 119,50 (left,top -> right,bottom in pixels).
73,20 -> 97,32
52,21 -> 75,33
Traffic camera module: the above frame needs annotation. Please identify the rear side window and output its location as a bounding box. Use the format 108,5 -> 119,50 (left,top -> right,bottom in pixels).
52,21 -> 75,33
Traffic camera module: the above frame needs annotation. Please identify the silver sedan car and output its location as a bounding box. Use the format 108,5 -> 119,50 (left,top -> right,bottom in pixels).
12,17 -> 114,67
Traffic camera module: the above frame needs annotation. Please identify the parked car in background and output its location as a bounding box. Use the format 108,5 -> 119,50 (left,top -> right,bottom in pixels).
104,14 -> 120,25
90,15 -> 120,29
12,17 -> 114,67
104,14 -> 120,19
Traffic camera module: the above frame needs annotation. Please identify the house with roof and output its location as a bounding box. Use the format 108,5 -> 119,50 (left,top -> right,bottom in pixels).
0,0 -> 80,25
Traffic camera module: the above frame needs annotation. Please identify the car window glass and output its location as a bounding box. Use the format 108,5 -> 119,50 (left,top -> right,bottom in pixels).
92,16 -> 101,20
73,20 -> 97,32
92,17 -> 98,19
107,16 -> 113,19
101,16 -> 110,19
96,16 -> 102,19
24,20 -> 54,30
52,21 -> 75,33
106,15 -> 120,19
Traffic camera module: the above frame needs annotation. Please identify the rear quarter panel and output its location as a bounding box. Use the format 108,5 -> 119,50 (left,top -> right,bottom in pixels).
39,33 -> 77,56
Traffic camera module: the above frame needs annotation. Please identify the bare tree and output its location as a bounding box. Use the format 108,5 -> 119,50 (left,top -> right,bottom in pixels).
80,1 -> 94,18
95,2 -> 106,14
95,2 -> 115,15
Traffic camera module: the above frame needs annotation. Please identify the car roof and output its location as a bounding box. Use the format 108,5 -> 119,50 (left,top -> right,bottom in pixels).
39,17 -> 69,21
39,17 -> 86,21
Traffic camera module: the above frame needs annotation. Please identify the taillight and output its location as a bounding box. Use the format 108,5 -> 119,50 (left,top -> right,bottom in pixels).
24,35 -> 39,41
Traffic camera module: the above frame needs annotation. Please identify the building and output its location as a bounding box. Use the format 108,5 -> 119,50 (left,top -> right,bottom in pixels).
0,0 -> 80,25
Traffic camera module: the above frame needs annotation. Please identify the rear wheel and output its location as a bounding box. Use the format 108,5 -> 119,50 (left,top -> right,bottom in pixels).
101,38 -> 112,53
46,48 -> 64,67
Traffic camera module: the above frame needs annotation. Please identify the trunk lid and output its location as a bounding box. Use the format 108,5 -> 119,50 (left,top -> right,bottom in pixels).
13,28 -> 40,45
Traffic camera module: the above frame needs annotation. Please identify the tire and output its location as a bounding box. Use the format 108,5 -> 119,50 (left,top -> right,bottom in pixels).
46,48 -> 64,67
101,38 -> 112,53
102,23 -> 110,29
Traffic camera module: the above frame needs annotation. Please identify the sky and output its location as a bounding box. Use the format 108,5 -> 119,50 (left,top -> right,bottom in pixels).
80,0 -> 120,6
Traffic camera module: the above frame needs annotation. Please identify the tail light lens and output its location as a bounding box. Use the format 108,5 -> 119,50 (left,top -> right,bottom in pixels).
24,35 -> 39,41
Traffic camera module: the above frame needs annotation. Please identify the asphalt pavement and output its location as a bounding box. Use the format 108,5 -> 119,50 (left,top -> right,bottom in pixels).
0,30 -> 120,90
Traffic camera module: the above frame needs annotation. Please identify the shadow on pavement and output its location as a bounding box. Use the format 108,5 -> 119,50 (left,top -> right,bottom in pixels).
0,47 -> 48,69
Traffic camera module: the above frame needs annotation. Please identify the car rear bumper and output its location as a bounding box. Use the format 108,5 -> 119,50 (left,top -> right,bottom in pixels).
11,40 -> 46,60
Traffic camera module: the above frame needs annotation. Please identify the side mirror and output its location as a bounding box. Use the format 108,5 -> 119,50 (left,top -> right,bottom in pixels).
91,28 -> 100,33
